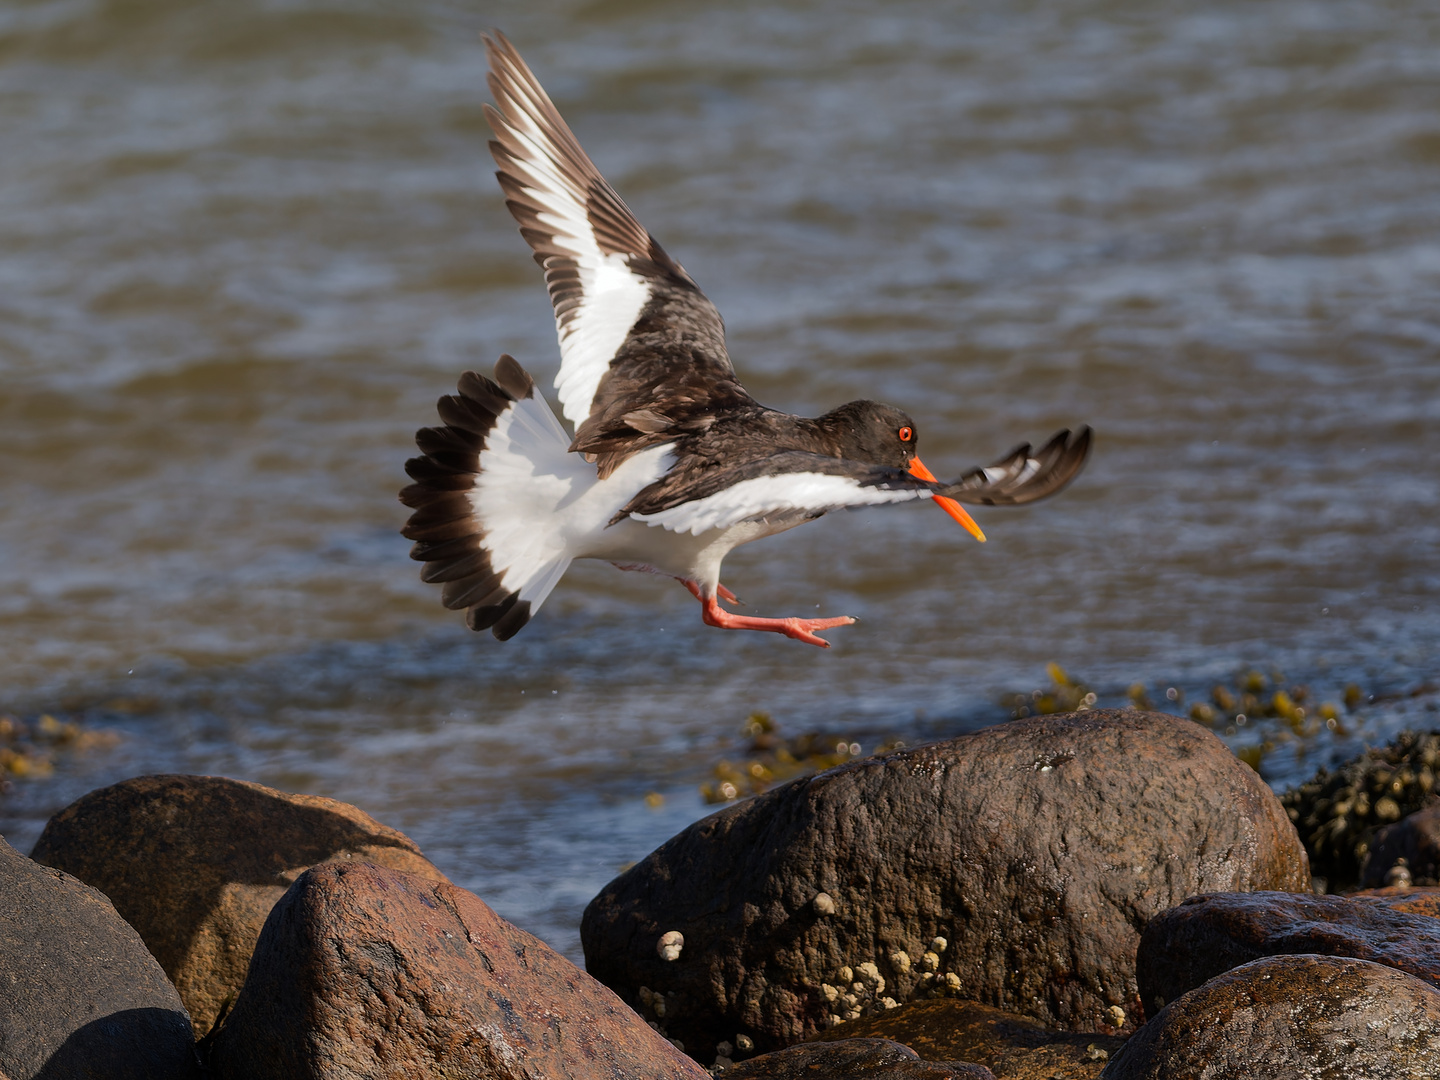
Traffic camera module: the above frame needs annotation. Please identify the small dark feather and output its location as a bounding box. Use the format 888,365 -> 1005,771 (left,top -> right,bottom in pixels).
419,550 -> 493,584
491,598 -> 533,641
436,394 -> 498,436
494,354 -> 534,400
620,408 -> 673,434
398,483 -> 468,509
415,425 -> 481,457
401,461 -> 475,488
466,592 -> 521,632
408,535 -> 482,563
414,451 -> 480,476
401,516 -> 482,543
457,370 -> 514,413
442,575 -> 510,611
402,496 -> 474,530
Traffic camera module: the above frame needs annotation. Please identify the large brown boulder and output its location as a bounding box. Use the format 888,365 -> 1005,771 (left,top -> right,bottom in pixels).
206,861 -> 708,1080
722,1039 -> 995,1079
0,838 -> 199,1080
1135,890 -> 1440,1017
30,774 -> 449,1036
808,999 -> 1123,1080
582,709 -> 1308,1059
1101,954 -> 1440,1079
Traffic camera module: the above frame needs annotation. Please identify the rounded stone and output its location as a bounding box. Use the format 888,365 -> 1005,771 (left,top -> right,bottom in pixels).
1136,890 -> 1440,1017
30,773 -> 449,1036
1102,955 -> 1440,1078
582,710 -> 1308,1055
0,838 -> 199,1080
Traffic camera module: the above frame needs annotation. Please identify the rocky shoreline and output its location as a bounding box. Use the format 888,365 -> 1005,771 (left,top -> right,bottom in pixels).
3,707 -> 1439,1078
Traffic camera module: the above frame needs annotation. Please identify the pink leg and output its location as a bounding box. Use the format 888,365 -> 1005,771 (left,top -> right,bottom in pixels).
679,579 -> 740,606
613,563 -> 740,605
698,594 -> 855,649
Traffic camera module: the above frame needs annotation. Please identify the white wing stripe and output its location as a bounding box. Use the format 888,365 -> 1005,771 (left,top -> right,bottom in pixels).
633,473 -> 931,536
488,62 -> 655,427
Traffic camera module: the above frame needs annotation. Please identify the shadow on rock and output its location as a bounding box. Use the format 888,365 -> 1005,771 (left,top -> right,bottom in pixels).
34,1009 -> 200,1080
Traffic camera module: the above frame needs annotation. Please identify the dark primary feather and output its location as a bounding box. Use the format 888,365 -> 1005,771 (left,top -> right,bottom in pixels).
482,31 -> 755,474
939,427 -> 1093,506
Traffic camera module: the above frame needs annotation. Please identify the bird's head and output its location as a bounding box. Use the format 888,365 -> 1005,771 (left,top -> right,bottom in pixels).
818,400 -> 987,543
816,400 -> 921,468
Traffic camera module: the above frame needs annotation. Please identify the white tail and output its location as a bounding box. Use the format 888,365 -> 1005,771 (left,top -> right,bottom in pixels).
402,356 -> 586,639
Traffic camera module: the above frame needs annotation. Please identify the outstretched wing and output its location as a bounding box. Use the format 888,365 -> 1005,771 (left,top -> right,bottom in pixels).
624,451 -> 936,536
483,32 -> 755,473
623,427 -> 1093,534
939,427 -> 1093,505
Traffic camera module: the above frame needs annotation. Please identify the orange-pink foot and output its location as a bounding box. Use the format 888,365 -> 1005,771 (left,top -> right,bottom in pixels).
699,595 -> 855,648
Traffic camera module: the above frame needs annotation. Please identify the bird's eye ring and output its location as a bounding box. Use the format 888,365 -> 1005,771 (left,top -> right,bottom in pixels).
898,426 -> 913,442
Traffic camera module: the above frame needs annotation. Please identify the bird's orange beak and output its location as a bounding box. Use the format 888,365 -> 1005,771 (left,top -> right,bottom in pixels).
908,456 -> 986,542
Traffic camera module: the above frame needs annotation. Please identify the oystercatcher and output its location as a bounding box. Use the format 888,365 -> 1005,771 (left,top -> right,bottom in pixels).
400,33 -> 1092,648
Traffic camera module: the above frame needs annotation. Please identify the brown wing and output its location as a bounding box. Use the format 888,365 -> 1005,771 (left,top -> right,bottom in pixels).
938,427 -> 1093,505
483,32 -> 756,475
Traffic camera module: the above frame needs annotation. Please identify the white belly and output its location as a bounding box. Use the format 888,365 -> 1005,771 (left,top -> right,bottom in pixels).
577,512 -> 812,588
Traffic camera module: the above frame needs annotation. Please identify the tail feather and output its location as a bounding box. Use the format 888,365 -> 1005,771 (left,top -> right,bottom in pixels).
401,355 -> 585,640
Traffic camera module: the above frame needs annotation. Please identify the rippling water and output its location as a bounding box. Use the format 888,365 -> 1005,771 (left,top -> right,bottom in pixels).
2,0 -> 1438,956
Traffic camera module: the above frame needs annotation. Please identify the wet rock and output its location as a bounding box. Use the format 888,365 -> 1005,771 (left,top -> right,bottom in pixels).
1280,729 -> 1440,890
1354,883 -> 1440,917
30,773 -> 448,1037
721,1039 -> 994,1079
206,861 -> 706,1080
1101,954 -> 1440,1079
1362,804 -> 1440,887
1135,890 -> 1440,1016
0,837 -> 199,1080
582,709 -> 1307,1056
809,999 -> 1123,1080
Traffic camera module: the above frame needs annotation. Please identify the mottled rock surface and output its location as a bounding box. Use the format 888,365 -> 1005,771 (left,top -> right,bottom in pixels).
1362,804 -> 1440,887
723,1039 -> 994,1079
1354,883 -> 1440,917
1136,890 -> 1440,1016
0,837 -> 199,1080
30,773 -> 448,1035
1102,954 -> 1440,1079
582,709 -> 1307,1057
207,862 -> 707,1080
810,999 -> 1123,1080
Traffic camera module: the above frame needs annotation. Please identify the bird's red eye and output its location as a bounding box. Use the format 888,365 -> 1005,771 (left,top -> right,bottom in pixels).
898,426 -> 913,442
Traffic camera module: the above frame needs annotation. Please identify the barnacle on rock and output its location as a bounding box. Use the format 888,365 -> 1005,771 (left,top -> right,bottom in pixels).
657,931 -> 684,962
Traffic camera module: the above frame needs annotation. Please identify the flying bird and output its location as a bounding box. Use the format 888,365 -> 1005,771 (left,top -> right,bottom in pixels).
400,33 -> 1092,648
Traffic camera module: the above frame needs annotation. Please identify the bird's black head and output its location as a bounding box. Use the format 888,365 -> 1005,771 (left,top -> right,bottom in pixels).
815,400 -> 919,468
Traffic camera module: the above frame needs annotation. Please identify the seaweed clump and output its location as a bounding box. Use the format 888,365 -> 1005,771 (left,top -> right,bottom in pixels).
1280,730 -> 1440,891
0,713 -> 119,790
699,713 -> 904,804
